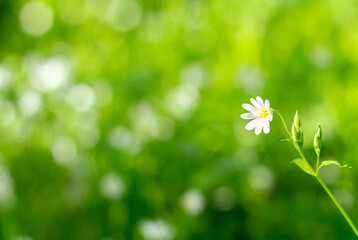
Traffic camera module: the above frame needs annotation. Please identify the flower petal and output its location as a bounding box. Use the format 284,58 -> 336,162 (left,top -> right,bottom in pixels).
265,99 -> 270,109
263,119 -> 270,134
245,118 -> 259,131
242,103 -> 256,112
267,113 -> 273,121
255,119 -> 264,135
256,96 -> 264,107
241,113 -> 255,120
250,98 -> 262,109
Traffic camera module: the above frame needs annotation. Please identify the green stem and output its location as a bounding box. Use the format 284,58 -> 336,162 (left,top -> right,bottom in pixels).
275,110 -> 358,238
316,175 -> 358,237
316,154 -> 320,174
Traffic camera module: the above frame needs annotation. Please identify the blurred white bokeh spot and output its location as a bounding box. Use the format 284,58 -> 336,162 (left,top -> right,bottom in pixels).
0,166 -> 16,208
249,165 -> 275,193
19,1 -> 54,36
213,186 -> 235,211
179,63 -> 208,91
165,86 -> 199,120
334,189 -> 355,210
128,101 -> 175,141
76,125 -> 100,149
67,84 -> 96,112
100,172 -> 126,200
11,236 -> 33,240
320,164 -> 341,185
180,188 -> 206,216
0,101 -> 16,127
18,91 -> 42,116
64,179 -> 88,207
158,117 -> 175,141
58,0 -> 89,26
138,12 -> 174,43
107,126 -> 142,155
306,103 -> 339,141
31,57 -> 70,92
88,0 -> 112,21
234,147 -> 259,169
184,20 -> 215,53
93,81 -> 113,106
128,101 -> 160,141
235,64 -> 265,95
106,0 -> 142,32
52,137 -> 77,165
0,66 -> 12,89
139,219 -> 176,240
309,45 -> 333,69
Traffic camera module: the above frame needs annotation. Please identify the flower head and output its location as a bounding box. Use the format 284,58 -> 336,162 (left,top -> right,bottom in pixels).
241,96 -> 273,135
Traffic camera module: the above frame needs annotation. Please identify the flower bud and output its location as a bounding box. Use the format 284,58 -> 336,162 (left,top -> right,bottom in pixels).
292,111 -> 303,149
314,124 -> 322,156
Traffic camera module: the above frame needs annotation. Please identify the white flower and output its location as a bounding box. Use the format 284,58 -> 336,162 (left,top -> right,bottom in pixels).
241,96 -> 273,135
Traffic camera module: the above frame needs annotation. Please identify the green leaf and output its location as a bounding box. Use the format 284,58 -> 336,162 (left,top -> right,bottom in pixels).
281,138 -> 291,142
291,158 -> 314,176
317,160 -> 351,172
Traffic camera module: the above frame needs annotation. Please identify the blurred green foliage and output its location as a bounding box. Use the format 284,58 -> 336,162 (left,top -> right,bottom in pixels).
0,0 -> 358,239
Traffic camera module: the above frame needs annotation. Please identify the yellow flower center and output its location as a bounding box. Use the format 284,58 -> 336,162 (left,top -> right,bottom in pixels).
259,109 -> 270,119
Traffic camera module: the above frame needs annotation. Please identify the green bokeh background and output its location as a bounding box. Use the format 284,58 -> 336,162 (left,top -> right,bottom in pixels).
1,0 -> 358,239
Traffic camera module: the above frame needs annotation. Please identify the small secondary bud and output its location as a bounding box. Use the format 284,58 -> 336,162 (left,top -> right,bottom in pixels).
314,124 -> 322,156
